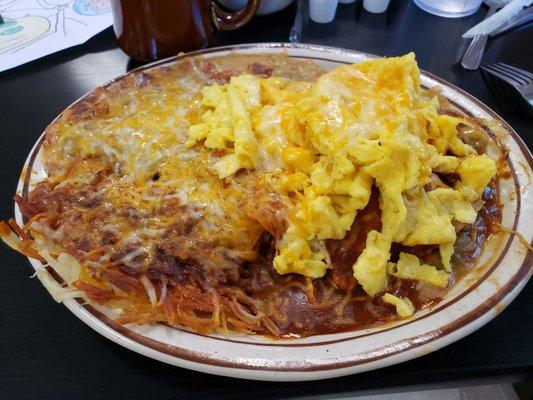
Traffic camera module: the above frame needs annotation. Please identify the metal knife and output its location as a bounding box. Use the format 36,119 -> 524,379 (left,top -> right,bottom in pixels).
490,6 -> 533,36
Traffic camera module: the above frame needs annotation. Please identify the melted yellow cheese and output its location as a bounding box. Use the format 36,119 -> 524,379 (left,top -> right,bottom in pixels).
41,71 -> 264,268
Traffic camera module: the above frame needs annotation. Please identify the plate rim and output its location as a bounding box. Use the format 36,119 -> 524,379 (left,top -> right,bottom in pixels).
14,43 -> 533,381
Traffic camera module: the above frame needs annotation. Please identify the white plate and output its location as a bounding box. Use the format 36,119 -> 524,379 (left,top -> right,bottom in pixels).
15,43 -> 533,381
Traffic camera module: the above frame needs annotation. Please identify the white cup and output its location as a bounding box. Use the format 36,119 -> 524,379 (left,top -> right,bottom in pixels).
363,0 -> 390,13
310,0 -> 339,23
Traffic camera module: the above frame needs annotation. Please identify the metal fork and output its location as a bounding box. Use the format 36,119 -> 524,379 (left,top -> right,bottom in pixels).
482,62 -> 533,107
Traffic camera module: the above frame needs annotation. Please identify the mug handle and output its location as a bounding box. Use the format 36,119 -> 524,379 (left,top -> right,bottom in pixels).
211,0 -> 261,31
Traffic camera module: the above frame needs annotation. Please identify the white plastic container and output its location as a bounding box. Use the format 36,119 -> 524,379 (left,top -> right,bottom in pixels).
310,0 -> 339,23
363,0 -> 390,13
413,0 -> 483,18
219,0 -> 294,16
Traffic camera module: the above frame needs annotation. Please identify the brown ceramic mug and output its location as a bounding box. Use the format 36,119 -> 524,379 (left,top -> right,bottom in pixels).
111,0 -> 261,61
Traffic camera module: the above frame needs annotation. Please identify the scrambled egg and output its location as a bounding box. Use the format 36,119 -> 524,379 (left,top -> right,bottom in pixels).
187,75 -> 261,178
187,54 -> 496,310
382,293 -> 415,318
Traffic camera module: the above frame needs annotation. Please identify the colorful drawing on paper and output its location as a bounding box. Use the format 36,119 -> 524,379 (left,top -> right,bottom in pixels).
0,0 -> 112,72
73,0 -> 111,16
0,16 -> 50,54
